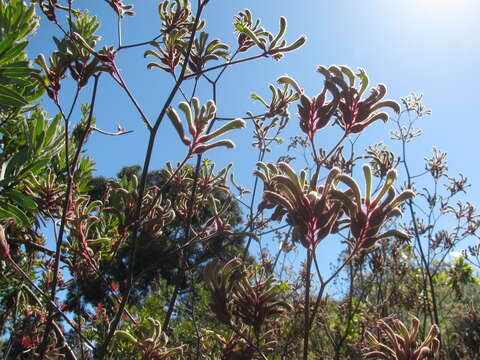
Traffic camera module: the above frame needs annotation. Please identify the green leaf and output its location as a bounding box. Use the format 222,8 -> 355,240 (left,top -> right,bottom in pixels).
5,150 -> 28,178
23,158 -> 50,176
45,113 -> 61,145
0,84 -> 28,107
0,62 -> 35,78
0,206 -> 17,221
0,41 -> 28,63
4,190 -> 36,211
0,38 -> 14,60
0,203 -> 30,226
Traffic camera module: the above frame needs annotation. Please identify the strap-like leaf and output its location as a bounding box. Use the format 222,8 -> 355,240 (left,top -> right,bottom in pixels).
0,84 -> 28,107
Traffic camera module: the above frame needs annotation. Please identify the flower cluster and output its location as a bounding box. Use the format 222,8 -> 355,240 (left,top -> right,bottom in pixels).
296,65 -> 401,140
167,98 -> 246,157
364,316 -> 440,360
256,162 -> 413,252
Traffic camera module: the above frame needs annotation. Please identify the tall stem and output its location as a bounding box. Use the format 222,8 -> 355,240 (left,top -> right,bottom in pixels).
303,249 -> 312,360
95,2 -> 205,356
163,155 -> 202,329
38,75 -> 101,359
398,118 -> 441,338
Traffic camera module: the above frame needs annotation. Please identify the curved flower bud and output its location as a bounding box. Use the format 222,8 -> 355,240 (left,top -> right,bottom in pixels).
317,65 -> 400,135
364,317 -> 440,360
333,164 -> 414,252
235,11 -> 306,60
297,79 -> 339,141
167,98 -> 245,157
255,163 -> 343,249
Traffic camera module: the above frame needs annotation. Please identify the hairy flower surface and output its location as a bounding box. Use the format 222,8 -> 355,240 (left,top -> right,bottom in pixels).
331,165 -> 414,252
364,316 -> 440,360
255,162 -> 343,249
317,65 -> 401,135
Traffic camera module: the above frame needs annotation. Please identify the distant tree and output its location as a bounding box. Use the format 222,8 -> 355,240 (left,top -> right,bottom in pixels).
64,164 -> 247,308
1,1 -> 479,359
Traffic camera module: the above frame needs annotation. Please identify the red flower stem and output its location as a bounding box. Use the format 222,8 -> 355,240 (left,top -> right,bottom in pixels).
309,250 -> 355,331
303,249 -> 312,360
184,52 -> 268,80
163,154 -> 202,330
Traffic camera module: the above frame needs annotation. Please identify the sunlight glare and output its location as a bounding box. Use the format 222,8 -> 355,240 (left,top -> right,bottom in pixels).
422,0 -> 468,8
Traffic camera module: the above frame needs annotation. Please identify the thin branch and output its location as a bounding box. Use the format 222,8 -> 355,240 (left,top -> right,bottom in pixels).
184,52 -> 267,80
8,237 -> 70,263
7,259 -> 94,349
163,154 -> 202,329
22,285 -> 78,360
117,15 -> 122,48
114,69 -> 153,131
143,155 -> 190,216
118,34 -> 163,51
257,224 -> 290,237
55,86 -> 81,178
228,324 -> 269,360
91,126 -> 134,136
309,250 -> 355,331
39,75 -> 101,358
215,113 -> 266,121
243,149 -> 266,257
303,250 -> 312,360
396,114 -> 442,338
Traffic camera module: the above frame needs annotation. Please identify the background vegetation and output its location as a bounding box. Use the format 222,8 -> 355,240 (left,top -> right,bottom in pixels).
0,0 -> 479,359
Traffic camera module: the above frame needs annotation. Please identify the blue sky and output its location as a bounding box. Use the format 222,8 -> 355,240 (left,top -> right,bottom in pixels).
29,0 -> 480,178
28,0 -> 480,275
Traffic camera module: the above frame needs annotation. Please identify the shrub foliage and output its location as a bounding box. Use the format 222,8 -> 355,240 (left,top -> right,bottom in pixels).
0,1 -> 479,359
